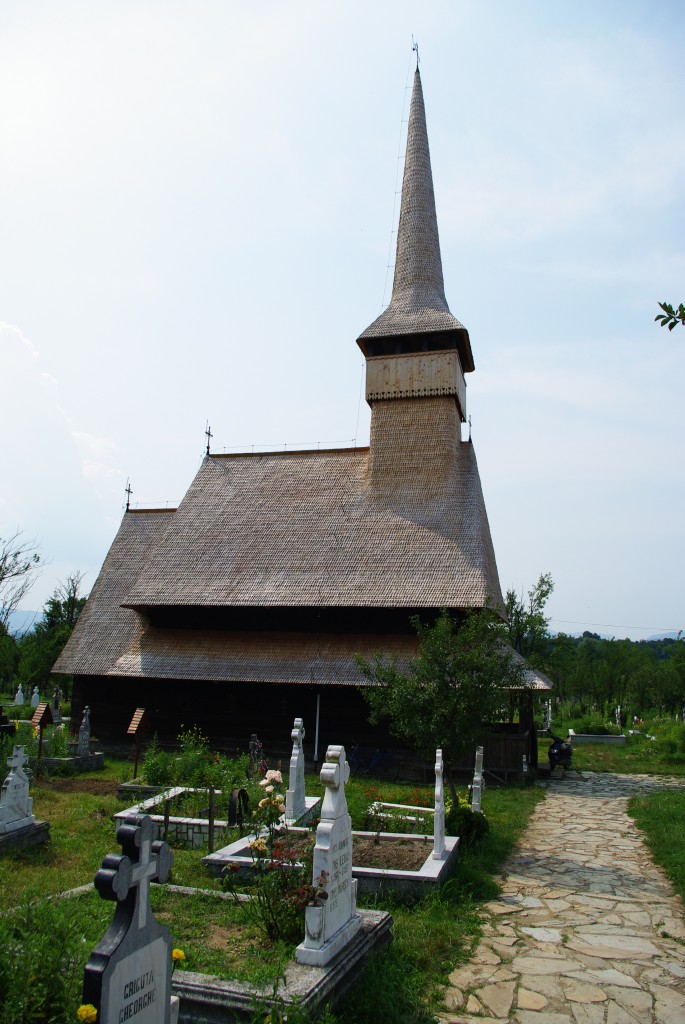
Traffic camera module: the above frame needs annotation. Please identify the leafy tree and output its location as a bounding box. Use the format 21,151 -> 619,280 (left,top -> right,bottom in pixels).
0,531 -> 41,630
655,301 -> 685,331
0,623 -> 19,686
17,573 -> 87,697
505,572 -> 554,670
358,610 -> 524,801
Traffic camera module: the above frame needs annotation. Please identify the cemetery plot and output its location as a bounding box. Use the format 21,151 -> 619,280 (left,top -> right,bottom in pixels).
82,814 -> 177,1024
0,743 -> 50,850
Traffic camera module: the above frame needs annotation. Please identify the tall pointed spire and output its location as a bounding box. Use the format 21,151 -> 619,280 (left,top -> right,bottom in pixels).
358,68 -> 473,373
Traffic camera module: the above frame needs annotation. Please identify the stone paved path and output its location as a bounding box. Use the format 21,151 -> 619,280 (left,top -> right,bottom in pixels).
440,771 -> 685,1024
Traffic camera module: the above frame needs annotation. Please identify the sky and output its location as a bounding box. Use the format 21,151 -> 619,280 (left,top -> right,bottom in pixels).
2,0 -> 684,642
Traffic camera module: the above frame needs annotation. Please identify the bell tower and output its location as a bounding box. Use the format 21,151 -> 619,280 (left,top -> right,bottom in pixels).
358,68 -> 474,489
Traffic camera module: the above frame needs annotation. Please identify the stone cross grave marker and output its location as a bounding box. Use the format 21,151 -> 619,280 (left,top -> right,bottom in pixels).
52,686 -> 63,723
285,717 -> 306,823
31,686 -> 40,708
296,743 -> 360,967
432,748 -> 446,860
14,684 -> 24,706
471,745 -> 484,813
83,814 -> 175,1024
0,745 -> 34,834
542,699 -> 552,732
77,706 -> 92,756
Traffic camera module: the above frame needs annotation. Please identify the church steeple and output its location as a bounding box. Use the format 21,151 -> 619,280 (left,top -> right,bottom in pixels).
358,68 -> 473,375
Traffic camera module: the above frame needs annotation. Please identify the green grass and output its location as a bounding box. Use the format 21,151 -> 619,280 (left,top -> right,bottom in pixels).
628,789 -> 685,904
538,732 -> 685,777
0,758 -> 544,1023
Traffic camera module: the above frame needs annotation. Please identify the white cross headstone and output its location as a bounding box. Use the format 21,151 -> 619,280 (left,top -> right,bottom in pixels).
0,745 -> 35,834
296,744 -> 360,967
31,686 -> 40,708
84,814 -> 176,1024
471,745 -> 484,813
432,748 -> 446,859
14,684 -> 24,706
285,717 -> 306,824
77,706 -> 92,756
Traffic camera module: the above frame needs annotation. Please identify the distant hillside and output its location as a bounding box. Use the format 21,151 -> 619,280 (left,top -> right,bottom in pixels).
646,631 -> 683,641
5,610 -> 39,636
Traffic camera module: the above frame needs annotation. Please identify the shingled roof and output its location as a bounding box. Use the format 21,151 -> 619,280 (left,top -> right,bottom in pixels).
357,68 -> 474,372
123,443 -> 501,610
53,509 -> 174,676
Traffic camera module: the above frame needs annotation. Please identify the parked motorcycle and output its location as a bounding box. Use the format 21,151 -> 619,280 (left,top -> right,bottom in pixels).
547,731 -> 573,770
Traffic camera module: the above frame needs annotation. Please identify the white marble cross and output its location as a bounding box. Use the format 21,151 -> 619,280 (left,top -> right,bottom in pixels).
319,743 -> 349,819
471,745 -> 484,813
0,744 -> 34,832
285,717 -> 306,823
297,743 -> 360,966
7,746 -> 28,772
432,748 -> 446,859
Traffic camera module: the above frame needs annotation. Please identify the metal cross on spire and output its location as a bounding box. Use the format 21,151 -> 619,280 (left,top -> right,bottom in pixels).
205,421 -> 213,456
412,36 -> 420,67
125,479 -> 132,511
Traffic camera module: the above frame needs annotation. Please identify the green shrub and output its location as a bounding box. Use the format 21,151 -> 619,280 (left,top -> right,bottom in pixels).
445,801 -> 490,849
570,714 -> 621,736
0,893 -> 110,1024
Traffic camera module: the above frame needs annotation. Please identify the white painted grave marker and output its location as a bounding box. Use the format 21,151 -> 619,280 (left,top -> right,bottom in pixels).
0,745 -> 34,834
432,748 -> 446,860
31,686 -> 40,708
471,745 -> 484,813
285,717 -> 306,824
14,684 -> 24,706
83,814 -> 177,1024
296,744 -> 360,967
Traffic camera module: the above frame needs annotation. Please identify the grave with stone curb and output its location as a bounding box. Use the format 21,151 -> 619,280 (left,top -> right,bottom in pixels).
170,744 -> 393,1021
118,717 -> 321,847
25,705 -> 105,774
82,813 -> 179,1024
204,743 -> 458,896
0,744 -> 50,850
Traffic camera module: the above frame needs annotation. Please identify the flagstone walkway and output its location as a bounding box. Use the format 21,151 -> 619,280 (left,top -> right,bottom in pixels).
440,771 -> 685,1024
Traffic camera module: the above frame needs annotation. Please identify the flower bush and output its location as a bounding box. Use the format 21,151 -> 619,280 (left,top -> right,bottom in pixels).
222,768 -> 324,943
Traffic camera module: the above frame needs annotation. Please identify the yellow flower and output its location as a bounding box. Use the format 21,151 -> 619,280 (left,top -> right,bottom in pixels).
172,948 -> 186,962
77,1005 -> 98,1023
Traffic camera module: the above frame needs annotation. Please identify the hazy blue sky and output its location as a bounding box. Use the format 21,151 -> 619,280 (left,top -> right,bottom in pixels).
2,1 -> 684,640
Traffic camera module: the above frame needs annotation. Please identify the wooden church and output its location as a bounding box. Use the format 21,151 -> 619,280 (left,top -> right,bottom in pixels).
55,69 -> 545,764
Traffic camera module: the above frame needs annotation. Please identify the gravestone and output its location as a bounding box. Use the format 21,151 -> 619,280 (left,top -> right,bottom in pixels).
542,699 -> 552,732
77,706 -> 92,756
83,814 -> 177,1024
432,748 -> 446,860
296,744 -> 360,967
285,717 -> 306,824
0,745 -> 34,833
471,745 -> 484,813
31,686 -> 40,708
14,684 -> 25,706
52,686 -> 63,724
